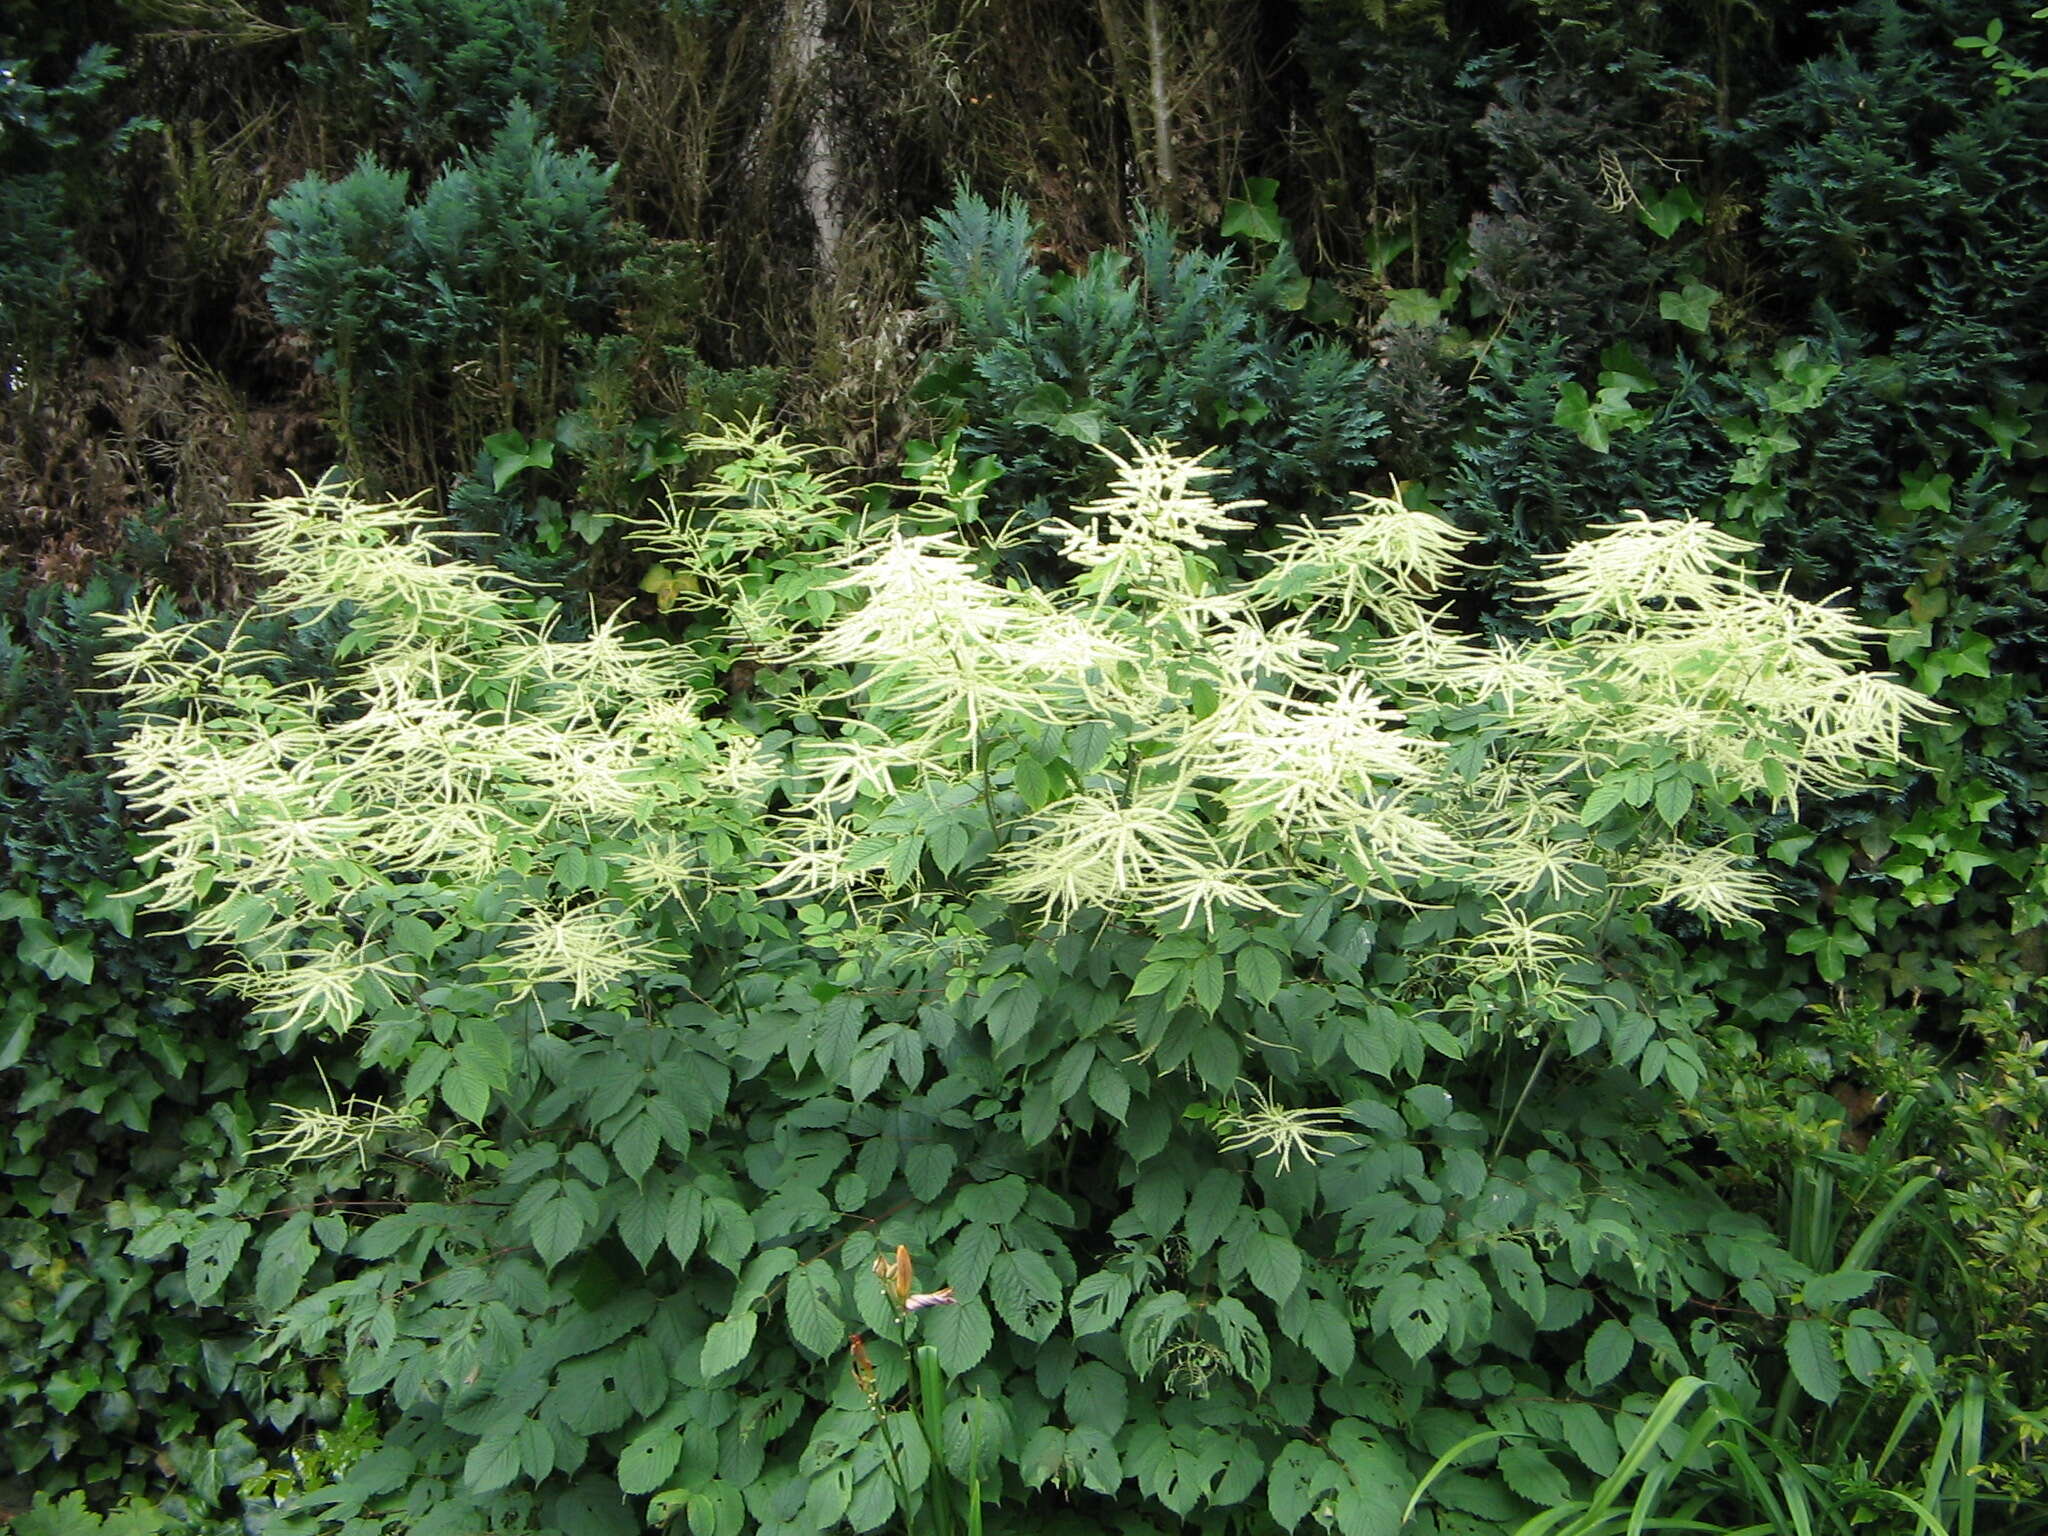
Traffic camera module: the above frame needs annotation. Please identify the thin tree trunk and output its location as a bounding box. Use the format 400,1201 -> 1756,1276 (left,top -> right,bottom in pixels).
789,0 -> 844,277
1144,0 -> 1174,216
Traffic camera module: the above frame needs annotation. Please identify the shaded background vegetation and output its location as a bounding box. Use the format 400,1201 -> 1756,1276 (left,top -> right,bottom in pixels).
3,0 -> 2046,1531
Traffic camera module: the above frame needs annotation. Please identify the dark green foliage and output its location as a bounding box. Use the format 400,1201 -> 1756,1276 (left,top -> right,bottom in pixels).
370,0 -> 577,159
1444,337 -> 1734,614
918,189 -> 1384,524
12,0 -> 2048,1527
0,41 -> 131,379
1748,0 -> 2048,348
265,101 -> 623,468
0,581 -> 335,1520
290,0 -> 585,164
1462,66 -> 1684,355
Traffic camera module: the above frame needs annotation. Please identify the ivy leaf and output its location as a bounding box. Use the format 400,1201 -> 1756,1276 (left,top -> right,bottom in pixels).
1553,382 -> 1611,453
1222,177 -> 1287,245
1637,184 -> 1702,239
484,430 -> 555,491
1658,282 -> 1720,334
1785,1318 -> 1841,1404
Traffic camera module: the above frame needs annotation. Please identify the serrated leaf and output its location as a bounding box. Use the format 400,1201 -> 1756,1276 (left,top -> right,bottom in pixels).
1498,1444 -> 1572,1507
1843,1324 -> 1884,1385
1269,1441 -> 1340,1529
612,1109 -> 661,1184
700,1312 -> 757,1379
1785,1317 -> 1841,1404
1123,1291 -> 1192,1377
784,1264 -> 843,1357
1584,1318 -> 1633,1386
1087,1058 -> 1130,1121
1653,773 -> 1694,827
1245,1231 -> 1303,1302
1236,945 -> 1284,1006
185,1219 -> 249,1306
1064,1359 -> 1128,1435
254,1212 -> 317,1312
946,1220 -> 1001,1296
1580,775 -> 1630,826
1209,1295 -> 1272,1388
1374,1272 -> 1448,1362
620,1336 -> 669,1417
1183,1167 -> 1241,1257
988,1248 -> 1062,1342
687,1481 -> 744,1536
1802,1268 -> 1881,1310
615,1180 -> 666,1267
666,1184 -> 703,1265
617,1419 -> 684,1495
432,1056 -> 483,1122
464,1430 -> 522,1493
1296,1296 -> 1355,1377
905,1140 -> 957,1202
925,1295 -> 994,1374
1488,1239 -> 1546,1324
1070,1269 -> 1134,1334
530,1195 -> 586,1270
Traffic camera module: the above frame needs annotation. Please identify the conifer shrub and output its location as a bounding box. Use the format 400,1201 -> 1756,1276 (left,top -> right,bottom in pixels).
265,102 -> 623,476
917,189 -> 1385,529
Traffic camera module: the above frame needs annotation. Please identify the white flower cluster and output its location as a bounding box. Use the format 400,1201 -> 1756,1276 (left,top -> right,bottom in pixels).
767,439 -> 1933,953
105,481 -> 751,1038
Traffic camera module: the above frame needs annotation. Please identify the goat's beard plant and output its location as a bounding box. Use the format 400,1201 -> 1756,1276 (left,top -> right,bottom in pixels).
103,430 -> 1938,1535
